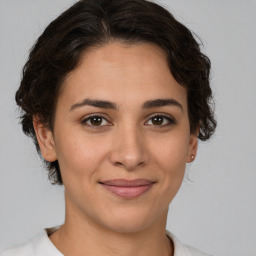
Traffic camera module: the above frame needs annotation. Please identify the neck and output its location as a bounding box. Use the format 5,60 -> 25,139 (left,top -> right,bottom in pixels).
49,194 -> 173,256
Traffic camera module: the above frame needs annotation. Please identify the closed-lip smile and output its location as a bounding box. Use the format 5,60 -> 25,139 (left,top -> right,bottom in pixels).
99,179 -> 156,199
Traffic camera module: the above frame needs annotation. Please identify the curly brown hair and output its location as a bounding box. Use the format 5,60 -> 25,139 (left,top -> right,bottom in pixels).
16,0 -> 216,185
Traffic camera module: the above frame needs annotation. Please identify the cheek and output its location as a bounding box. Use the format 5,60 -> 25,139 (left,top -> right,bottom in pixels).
153,129 -> 189,167
54,131 -> 109,179
152,132 -> 189,190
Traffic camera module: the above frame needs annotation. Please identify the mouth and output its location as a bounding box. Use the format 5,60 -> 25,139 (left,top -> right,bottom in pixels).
99,179 -> 156,199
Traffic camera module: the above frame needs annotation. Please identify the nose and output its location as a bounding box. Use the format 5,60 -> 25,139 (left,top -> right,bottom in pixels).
109,125 -> 149,171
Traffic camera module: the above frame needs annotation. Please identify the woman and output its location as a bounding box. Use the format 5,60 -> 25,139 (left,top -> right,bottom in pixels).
1,0 -> 216,255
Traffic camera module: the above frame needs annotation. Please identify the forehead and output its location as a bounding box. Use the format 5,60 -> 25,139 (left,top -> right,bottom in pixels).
59,41 -> 187,111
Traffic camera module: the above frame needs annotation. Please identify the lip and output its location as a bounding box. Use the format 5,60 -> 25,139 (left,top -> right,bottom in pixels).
99,179 -> 155,199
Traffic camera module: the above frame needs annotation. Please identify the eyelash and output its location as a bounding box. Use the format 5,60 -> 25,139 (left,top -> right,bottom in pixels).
80,113 -> 176,129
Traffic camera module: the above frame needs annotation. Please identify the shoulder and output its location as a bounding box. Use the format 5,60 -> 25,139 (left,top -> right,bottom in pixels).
167,231 -> 213,256
0,226 -> 63,256
0,240 -> 35,256
185,246 -> 212,256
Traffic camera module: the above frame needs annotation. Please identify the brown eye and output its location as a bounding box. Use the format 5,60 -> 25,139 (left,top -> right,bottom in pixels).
90,116 -> 103,126
152,116 -> 164,125
146,115 -> 175,126
81,115 -> 110,127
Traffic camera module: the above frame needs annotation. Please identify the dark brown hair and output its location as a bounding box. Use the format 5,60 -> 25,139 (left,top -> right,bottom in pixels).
16,0 -> 217,185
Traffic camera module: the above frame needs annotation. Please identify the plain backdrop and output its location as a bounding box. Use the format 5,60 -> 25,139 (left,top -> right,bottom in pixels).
0,0 -> 255,255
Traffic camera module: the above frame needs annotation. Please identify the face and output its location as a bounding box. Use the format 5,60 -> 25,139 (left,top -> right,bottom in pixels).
35,42 -> 197,233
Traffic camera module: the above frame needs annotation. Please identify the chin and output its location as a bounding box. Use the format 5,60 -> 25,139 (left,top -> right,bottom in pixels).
103,218 -> 151,234
97,205 -> 165,234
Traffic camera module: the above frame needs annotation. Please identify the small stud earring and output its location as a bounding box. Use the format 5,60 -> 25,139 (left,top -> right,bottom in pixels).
191,154 -> 194,160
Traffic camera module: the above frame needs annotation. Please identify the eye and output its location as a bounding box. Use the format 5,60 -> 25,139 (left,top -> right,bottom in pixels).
81,113 -> 176,128
146,114 -> 176,127
81,114 -> 111,128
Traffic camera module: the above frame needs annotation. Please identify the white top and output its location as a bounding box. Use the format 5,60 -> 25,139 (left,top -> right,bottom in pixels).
0,226 -> 211,256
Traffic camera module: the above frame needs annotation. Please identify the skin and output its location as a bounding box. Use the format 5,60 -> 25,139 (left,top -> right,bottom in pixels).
33,41 -> 198,256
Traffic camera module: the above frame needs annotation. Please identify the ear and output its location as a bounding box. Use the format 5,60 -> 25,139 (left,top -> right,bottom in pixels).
33,116 -> 57,162
186,131 -> 198,163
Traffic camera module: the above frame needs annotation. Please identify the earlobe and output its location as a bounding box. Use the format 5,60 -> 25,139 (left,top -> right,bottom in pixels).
33,116 -> 57,162
187,133 -> 198,163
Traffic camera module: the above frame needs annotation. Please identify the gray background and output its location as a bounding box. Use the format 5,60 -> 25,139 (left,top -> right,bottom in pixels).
0,0 -> 255,255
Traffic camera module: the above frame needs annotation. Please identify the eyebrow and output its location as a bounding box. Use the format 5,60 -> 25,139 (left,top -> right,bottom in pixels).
69,98 -> 183,111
